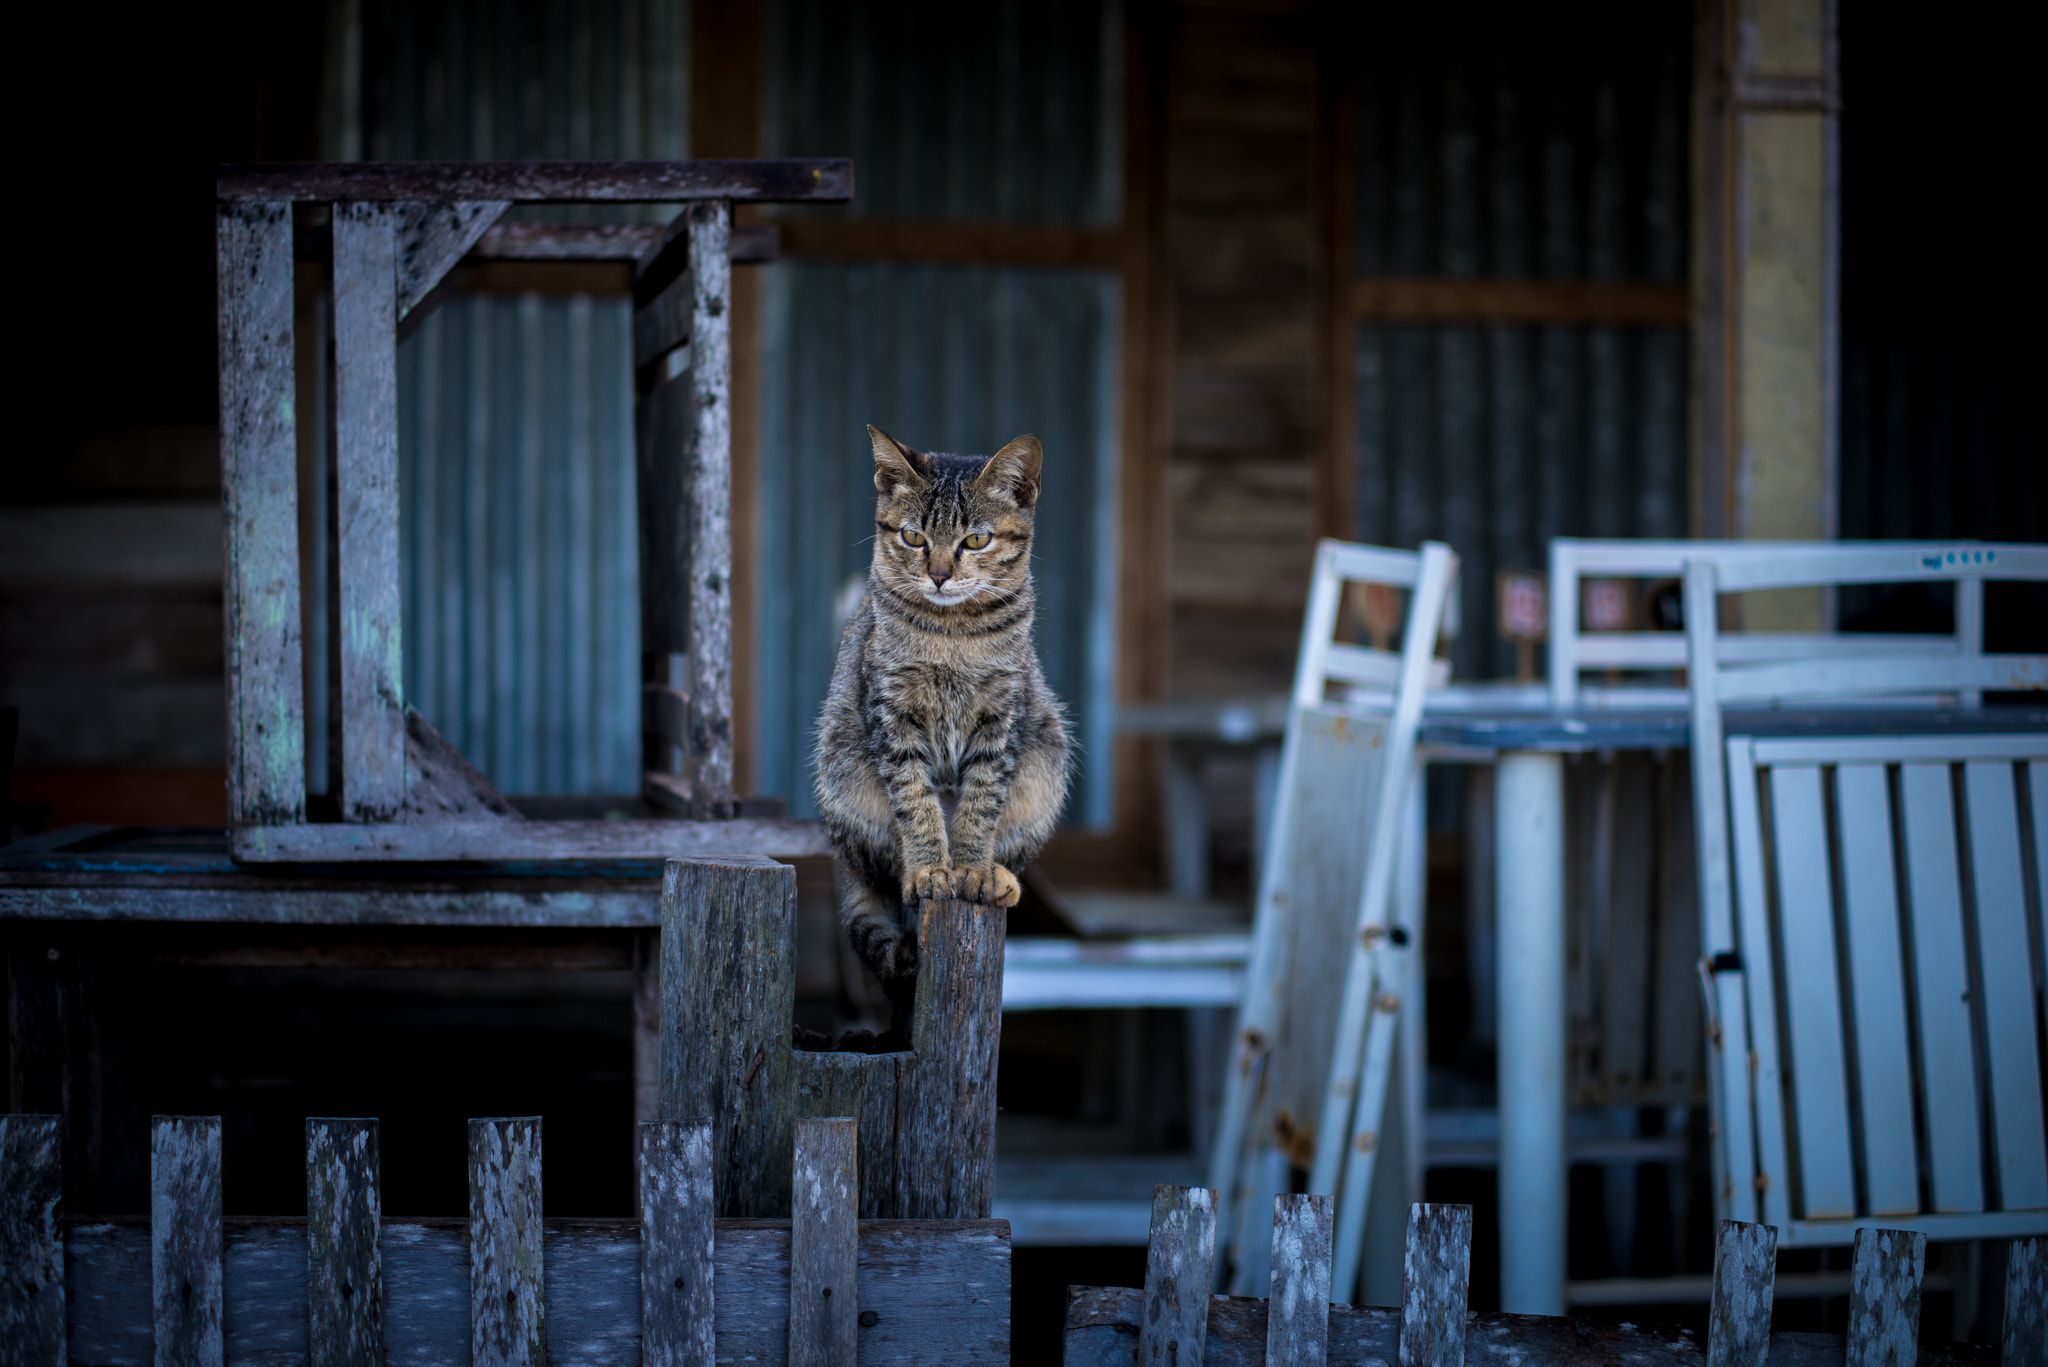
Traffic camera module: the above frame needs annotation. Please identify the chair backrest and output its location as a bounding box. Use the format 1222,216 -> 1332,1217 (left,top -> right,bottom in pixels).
1548,538 -> 1983,709
1207,538 -> 1457,1290
1684,542 -> 2048,1244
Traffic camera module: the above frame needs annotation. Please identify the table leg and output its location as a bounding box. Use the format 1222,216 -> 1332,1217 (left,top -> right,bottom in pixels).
1496,749 -> 1566,1315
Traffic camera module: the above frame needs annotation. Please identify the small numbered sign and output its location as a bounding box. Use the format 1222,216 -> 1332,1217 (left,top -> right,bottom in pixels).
1497,570 -> 1547,642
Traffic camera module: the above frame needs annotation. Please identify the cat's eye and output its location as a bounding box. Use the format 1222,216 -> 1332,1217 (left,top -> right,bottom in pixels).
962,532 -> 992,550
900,527 -> 926,547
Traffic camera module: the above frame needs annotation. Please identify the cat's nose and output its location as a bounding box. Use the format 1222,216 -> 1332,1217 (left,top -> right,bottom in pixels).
929,569 -> 951,588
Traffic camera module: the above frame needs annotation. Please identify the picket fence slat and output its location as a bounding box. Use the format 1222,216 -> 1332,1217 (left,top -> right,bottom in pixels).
1266,1193 -> 1332,1367
153,1116 -> 224,1367
1707,1220 -> 1776,1367
470,1118 -> 545,1367
639,1120 -> 716,1367
1140,1184 -> 1217,1367
2006,1236 -> 2045,1367
0,1114 -> 65,1365
1400,1204 -> 1471,1367
307,1119 -> 382,1367
1845,1226 -> 1924,1367
790,1119 -> 859,1367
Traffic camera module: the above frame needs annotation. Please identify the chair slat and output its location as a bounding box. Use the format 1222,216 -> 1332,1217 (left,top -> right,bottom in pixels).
1766,765 -> 1856,1219
2030,762 -> 2048,956
1898,764 -> 1985,1213
1962,762 -> 2048,1210
1724,740 -> 1781,1228
1833,765 -> 1920,1216
1322,642 -> 1406,690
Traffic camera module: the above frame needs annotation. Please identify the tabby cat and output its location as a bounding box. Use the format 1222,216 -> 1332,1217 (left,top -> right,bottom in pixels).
814,426 -> 1072,1039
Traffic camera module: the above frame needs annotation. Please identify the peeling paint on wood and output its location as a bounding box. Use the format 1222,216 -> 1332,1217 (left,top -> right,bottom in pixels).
306,1119 -> 381,1367
1707,1220 -> 1775,1367
217,160 -> 854,203
1400,1203 -> 1471,1367
470,1118 -> 544,1367
396,200 -> 509,316
1139,1185 -> 1216,1367
152,1116 -> 223,1367
1266,1193 -> 1332,1367
1845,1226 -> 1922,1367
2007,1236 -> 2045,1367
790,1119 -> 858,1367
638,1120 -> 714,1367
229,815 -> 827,863
683,202 -> 734,811
0,1114 -> 64,1364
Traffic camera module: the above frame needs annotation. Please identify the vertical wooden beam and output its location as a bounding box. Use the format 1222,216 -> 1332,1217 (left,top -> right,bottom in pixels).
1845,1226 -> 1924,1367
0,1114 -> 64,1364
638,1120 -> 716,1367
1707,1219 -> 1777,1367
2006,1237 -> 2046,1367
632,929 -> 663,1133
469,1117 -> 544,1367
218,201 -> 306,826
659,855 -> 797,1216
330,203 -> 408,820
306,1118 -> 382,1367
1399,1203 -> 1471,1367
1267,1193 -> 1333,1367
152,1116 -> 223,1367
789,1118 -> 859,1367
1139,1184 -> 1217,1367
686,201 -> 735,812
899,895 -> 1008,1220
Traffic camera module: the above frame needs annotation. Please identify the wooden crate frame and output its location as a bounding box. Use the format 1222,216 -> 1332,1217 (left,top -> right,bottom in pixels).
215,161 -> 850,863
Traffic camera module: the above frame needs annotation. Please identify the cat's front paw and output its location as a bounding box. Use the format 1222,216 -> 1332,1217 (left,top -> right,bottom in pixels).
905,864 -> 954,900
953,863 -> 1022,907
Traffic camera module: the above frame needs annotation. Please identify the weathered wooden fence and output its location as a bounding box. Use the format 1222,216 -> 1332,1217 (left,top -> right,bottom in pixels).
0,1111 -> 1010,1367
1064,1186 -> 2041,1366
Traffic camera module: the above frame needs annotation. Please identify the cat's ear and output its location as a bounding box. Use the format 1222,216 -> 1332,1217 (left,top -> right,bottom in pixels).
869,424 -> 931,495
975,434 -> 1043,509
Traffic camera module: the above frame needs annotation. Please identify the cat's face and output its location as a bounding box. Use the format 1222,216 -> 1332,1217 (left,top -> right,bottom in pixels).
868,425 -> 1040,610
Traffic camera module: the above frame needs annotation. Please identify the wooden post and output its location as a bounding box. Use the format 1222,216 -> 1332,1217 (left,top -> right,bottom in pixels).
470,1117 -> 544,1367
683,200 -> 734,812
1845,1226 -> 1923,1367
306,1118 -> 382,1367
789,1118 -> 859,1367
0,1114 -> 64,1364
1707,1220 -> 1777,1367
638,1119 -> 716,1367
218,201 -> 306,827
1399,1203 -> 1471,1367
1139,1185 -> 1217,1367
330,203 -> 407,821
153,1116 -> 224,1367
2007,1236 -> 2046,1367
898,895 -> 1007,1219
1267,1193 -> 1333,1367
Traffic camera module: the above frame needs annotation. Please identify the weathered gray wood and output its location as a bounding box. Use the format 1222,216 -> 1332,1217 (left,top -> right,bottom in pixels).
65,1217 -> 1011,1367
660,856 -> 799,1215
469,1118 -> 544,1367
395,200 -> 509,315
683,201 -> 734,811
790,1119 -> 859,1367
399,707 -> 521,821
306,1119 -> 380,1367
633,269 -> 693,376
218,159 -> 854,204
0,1114 -> 64,1364
898,895 -> 1008,1219
1399,1203 -> 1471,1367
1139,1185 -> 1217,1367
637,363 -> 695,811
330,203 -> 407,822
216,201 -> 305,827
1707,1220 -> 1776,1367
0,882 -> 666,927
1061,1285 -> 2000,1367
152,1116 -> 223,1367
1845,1226 -> 1923,1367
2007,1236 -> 2046,1367
790,1049 -> 911,1219
228,814 -> 829,862
1266,1193 -> 1332,1367
638,1120 -> 715,1367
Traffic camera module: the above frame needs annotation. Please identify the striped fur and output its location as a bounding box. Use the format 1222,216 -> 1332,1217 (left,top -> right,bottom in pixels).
815,426 -> 1073,1025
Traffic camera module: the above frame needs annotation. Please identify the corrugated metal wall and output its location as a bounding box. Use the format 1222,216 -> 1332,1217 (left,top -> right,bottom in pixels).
756,0 -> 1123,824
1349,6 -> 1690,683
338,0 -> 688,792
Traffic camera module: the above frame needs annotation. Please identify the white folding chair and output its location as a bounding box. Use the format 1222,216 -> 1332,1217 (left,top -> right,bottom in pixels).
1206,538 -> 1457,1297
1550,538 -> 1981,709
1686,542 -> 2048,1244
